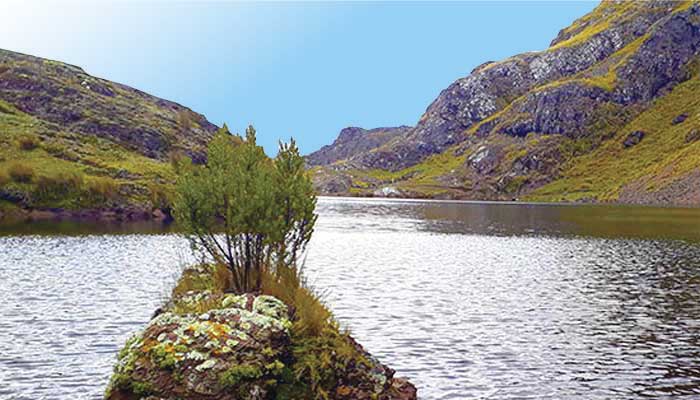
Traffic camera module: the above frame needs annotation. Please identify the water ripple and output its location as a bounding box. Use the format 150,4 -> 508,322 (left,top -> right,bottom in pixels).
1,198 -> 700,399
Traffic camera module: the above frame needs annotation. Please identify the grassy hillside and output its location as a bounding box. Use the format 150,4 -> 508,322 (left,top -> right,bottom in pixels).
0,49 -> 218,219
0,99 -> 175,215
528,75 -> 700,204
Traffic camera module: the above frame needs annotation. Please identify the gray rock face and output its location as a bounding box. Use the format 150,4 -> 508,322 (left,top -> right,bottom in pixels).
306,126 -> 411,166
337,2 -> 694,171
614,5 -> 700,104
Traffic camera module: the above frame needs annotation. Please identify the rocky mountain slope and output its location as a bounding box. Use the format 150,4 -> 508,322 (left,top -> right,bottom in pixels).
0,49 -> 218,220
306,126 -> 411,166
312,0 -> 700,205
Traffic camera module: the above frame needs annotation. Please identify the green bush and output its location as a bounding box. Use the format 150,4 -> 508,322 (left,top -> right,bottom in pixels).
17,135 -> 39,151
174,125 -> 317,294
33,171 -> 84,202
7,162 -> 34,183
148,183 -> 172,209
85,177 -> 119,203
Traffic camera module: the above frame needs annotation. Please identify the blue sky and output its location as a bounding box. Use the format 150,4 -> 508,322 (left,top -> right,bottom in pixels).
0,1 -> 596,155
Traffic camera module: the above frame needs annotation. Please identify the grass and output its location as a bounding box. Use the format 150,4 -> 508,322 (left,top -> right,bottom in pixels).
548,1 -> 644,52
7,162 -> 34,183
33,171 -> 83,202
343,146 -> 469,196
162,261 -> 371,400
0,104 -> 177,211
261,265 -> 332,338
171,263 -> 232,297
527,75 -> 700,202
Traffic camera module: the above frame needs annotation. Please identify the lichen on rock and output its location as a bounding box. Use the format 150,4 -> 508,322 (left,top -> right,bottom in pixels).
106,294 -> 292,400
105,264 -> 417,400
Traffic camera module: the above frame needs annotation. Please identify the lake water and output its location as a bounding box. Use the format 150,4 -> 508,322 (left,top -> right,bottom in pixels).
1,197 -> 700,399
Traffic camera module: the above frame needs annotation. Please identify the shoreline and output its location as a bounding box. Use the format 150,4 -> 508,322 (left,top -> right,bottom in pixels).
0,205 -> 172,223
316,194 -> 700,210
2,194 -> 700,226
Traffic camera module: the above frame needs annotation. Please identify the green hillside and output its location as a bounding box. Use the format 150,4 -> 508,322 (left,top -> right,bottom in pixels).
0,49 -> 218,220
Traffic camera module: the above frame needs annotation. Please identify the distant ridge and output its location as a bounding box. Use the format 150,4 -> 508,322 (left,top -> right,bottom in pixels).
311,1 -> 700,206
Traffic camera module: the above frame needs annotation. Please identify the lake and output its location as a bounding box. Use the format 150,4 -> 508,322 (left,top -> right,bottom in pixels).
1,197 -> 700,399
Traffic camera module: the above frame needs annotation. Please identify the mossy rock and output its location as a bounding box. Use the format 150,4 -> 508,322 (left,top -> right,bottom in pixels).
106,263 -> 417,400
106,295 -> 292,400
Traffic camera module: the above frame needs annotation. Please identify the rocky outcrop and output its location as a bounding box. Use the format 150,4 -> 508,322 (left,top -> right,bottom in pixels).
623,130 -> 645,148
347,1 -> 679,171
106,265 -> 416,400
107,294 -> 293,400
312,1 -> 700,205
0,49 -> 218,162
306,126 -> 411,166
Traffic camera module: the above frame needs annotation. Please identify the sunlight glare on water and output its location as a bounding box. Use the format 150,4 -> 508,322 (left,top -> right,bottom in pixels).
1,197 -> 700,399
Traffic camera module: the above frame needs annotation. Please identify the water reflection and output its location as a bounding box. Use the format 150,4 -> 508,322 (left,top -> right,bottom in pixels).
318,197 -> 700,242
1,197 -> 700,399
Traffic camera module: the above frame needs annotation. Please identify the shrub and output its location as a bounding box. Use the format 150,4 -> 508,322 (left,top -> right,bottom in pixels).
43,141 -> 80,161
7,163 -> 34,183
148,183 -> 172,210
261,266 -> 331,338
174,125 -> 317,294
171,263 -> 232,297
34,171 -> 84,202
17,135 -> 39,151
85,177 -> 119,203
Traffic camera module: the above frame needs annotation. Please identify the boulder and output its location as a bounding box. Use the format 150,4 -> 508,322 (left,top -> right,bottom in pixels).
373,186 -> 402,197
623,130 -> 645,148
106,293 -> 292,400
672,113 -> 688,125
106,273 -> 417,400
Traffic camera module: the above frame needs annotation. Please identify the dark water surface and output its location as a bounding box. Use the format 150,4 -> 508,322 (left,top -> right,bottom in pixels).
1,198 -> 700,399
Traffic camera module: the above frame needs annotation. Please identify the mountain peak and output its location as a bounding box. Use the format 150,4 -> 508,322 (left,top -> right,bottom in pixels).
310,1 -> 700,205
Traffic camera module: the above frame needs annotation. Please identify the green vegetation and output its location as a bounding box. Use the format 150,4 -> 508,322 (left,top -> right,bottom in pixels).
171,124 -> 367,397
219,364 -> 264,388
0,102 -> 175,212
336,146 -> 469,197
174,125 -> 317,293
107,124 -> 390,400
0,49 -> 218,217
528,75 -> 700,202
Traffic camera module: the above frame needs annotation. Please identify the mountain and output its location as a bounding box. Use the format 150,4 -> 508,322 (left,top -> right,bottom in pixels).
0,49 -> 218,220
312,0 -> 700,205
306,125 -> 411,166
